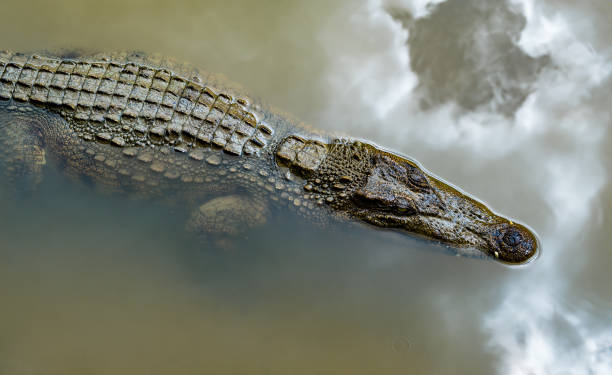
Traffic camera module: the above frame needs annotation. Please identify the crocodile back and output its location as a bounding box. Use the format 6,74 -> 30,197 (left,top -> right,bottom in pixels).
0,52 -> 274,156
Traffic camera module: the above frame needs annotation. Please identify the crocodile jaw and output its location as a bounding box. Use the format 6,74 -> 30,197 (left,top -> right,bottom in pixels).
384,214 -> 539,264
348,150 -> 540,265
358,207 -> 539,264
430,180 -> 540,264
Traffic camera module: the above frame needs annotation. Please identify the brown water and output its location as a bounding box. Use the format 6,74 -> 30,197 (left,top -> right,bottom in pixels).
1,0 -> 612,374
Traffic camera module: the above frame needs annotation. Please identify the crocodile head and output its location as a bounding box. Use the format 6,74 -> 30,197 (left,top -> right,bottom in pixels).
276,137 -> 539,264
329,142 -> 539,264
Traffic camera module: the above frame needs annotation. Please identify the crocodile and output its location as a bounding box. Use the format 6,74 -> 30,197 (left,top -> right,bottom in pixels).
0,51 -> 539,264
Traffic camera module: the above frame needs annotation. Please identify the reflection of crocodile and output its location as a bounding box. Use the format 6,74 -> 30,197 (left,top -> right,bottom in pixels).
0,51 -> 539,264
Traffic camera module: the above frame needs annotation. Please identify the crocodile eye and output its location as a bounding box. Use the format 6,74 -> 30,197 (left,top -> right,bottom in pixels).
502,229 -> 522,247
408,171 -> 429,190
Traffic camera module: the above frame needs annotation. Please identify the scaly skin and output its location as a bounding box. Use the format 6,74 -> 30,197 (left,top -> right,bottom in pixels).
0,51 -> 539,264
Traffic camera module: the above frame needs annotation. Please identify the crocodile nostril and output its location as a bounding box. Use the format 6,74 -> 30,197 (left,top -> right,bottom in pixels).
502,229 -> 522,247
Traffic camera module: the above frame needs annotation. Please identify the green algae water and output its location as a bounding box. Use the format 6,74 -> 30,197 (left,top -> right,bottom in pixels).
1,0 -> 612,374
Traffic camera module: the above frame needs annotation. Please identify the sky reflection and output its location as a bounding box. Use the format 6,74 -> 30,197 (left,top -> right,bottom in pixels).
317,0 -> 612,373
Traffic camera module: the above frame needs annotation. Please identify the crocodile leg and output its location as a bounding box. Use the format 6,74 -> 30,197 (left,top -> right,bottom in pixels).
186,195 -> 269,245
0,101 -> 46,194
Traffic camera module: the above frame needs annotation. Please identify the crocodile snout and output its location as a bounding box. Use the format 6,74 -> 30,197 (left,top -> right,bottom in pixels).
484,222 -> 540,264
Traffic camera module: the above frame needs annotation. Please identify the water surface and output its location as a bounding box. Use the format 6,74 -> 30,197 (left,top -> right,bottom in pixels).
1,0 -> 611,374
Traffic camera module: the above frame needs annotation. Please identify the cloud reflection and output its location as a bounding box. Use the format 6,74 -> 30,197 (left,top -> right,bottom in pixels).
319,0 -> 612,373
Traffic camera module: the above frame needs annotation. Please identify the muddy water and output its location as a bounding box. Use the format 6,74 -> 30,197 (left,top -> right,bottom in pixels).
1,0 -> 611,374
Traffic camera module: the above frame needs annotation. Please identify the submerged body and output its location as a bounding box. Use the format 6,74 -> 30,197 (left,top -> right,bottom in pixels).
0,51 -> 538,264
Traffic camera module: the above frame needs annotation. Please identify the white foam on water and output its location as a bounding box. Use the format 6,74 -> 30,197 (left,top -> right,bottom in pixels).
319,0 -> 612,373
